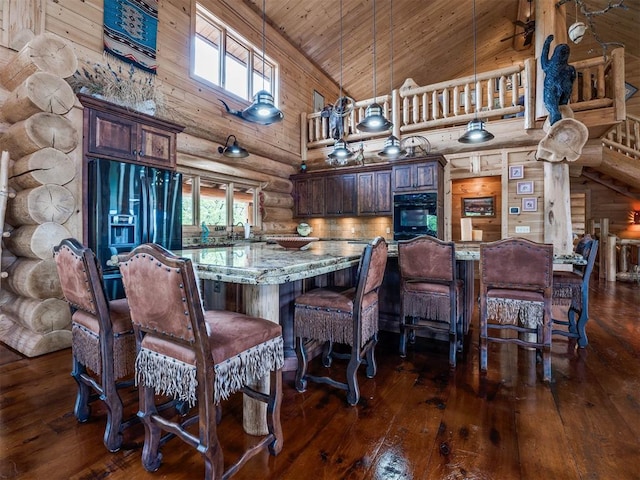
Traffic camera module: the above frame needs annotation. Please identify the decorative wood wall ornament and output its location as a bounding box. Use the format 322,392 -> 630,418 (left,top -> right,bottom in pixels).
103,0 -> 158,73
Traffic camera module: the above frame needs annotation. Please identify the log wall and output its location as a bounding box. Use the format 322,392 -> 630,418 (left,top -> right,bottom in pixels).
0,33 -> 78,356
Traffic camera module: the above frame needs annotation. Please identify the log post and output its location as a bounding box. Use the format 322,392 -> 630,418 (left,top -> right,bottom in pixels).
0,33 -> 77,91
242,284 -> 280,436
543,161 -> 573,255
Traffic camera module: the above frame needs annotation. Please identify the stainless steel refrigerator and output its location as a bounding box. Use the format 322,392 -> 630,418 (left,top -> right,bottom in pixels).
88,158 -> 182,300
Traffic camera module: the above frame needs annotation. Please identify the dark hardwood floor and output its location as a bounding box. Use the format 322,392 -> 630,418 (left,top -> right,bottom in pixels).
1,279 -> 639,480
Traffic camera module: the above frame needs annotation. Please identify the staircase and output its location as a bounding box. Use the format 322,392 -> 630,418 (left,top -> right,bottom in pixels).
595,114 -> 640,190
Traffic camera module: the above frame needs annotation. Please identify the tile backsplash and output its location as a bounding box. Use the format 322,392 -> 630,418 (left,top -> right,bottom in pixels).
304,216 -> 393,241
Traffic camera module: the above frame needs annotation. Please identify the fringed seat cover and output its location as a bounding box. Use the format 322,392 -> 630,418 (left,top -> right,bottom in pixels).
134,309 -> 284,406
401,279 -> 463,325
294,288 -> 379,348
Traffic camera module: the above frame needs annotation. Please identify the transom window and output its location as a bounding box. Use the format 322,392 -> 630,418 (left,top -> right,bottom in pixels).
193,3 -> 277,104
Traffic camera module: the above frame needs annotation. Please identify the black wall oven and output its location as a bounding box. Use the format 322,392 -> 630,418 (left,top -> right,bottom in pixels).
393,192 -> 439,240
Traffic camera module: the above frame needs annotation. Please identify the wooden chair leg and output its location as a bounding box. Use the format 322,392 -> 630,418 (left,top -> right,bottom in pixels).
448,330 -> 457,368
267,369 -> 283,456
139,386 -> 163,473
479,312 -> 488,374
71,357 -> 91,422
346,346 -> 362,406
399,312 -> 408,357
322,340 -> 333,367
201,402 -> 224,480
102,373 -> 125,452
294,336 -> 308,392
365,334 -> 378,378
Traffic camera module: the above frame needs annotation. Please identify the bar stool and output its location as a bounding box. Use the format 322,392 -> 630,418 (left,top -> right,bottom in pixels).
552,236 -> 599,347
53,238 -> 136,452
293,236 -> 388,405
397,235 -> 464,367
119,243 -> 284,480
479,238 -> 554,382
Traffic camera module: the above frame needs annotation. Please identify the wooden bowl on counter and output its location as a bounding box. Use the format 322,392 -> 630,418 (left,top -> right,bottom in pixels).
268,236 -> 319,250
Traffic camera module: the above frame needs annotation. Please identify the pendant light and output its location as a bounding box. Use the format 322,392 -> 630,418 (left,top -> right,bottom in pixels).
218,135 -> 249,158
458,0 -> 494,144
328,0 -> 354,166
240,0 -> 283,125
356,0 -> 392,133
379,0 -> 405,159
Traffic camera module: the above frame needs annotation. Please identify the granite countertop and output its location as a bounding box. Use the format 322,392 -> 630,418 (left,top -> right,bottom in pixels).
176,240 -> 369,285
176,240 -> 583,286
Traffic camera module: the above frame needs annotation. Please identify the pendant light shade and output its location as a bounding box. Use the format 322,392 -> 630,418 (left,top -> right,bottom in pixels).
328,138 -> 353,163
241,90 -> 283,124
458,0 -> 494,144
378,135 -> 406,158
358,103 -> 393,132
356,0 -> 392,133
218,135 -> 249,158
458,119 -> 495,144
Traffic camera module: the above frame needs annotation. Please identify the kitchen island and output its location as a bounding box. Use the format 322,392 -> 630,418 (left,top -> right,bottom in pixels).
176,240 -> 372,436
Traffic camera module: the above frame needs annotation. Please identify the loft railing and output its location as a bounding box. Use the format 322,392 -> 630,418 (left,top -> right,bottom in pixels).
603,113 -> 640,159
301,48 -> 625,155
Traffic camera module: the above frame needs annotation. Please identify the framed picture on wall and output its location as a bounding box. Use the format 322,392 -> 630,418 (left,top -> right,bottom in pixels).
522,197 -> 537,212
509,165 -> 524,179
313,90 -> 325,113
462,196 -> 495,217
517,181 -> 534,195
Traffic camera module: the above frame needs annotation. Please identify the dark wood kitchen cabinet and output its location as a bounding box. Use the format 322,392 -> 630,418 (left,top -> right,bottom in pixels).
392,161 -> 438,192
357,170 -> 392,215
293,176 -> 326,217
79,94 -> 183,169
325,174 -> 357,216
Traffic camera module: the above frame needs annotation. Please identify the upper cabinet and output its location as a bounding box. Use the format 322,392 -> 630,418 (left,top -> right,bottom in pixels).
80,94 -> 184,169
357,170 -> 392,215
326,174 -> 357,216
392,160 -> 442,192
293,176 -> 326,217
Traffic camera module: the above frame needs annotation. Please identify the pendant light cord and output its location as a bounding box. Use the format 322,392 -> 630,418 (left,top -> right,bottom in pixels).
372,0 -> 377,99
340,0 -> 343,100
262,0 -> 266,91
389,0 -> 393,92
473,0 -> 477,117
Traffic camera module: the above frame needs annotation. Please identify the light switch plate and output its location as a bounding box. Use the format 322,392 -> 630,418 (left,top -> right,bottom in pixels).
515,225 -> 530,234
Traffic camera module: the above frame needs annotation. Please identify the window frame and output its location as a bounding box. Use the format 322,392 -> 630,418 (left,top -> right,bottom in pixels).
181,170 -> 261,234
192,3 -> 279,107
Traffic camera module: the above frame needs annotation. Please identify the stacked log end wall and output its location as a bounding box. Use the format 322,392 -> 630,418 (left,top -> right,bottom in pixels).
0,33 -> 78,356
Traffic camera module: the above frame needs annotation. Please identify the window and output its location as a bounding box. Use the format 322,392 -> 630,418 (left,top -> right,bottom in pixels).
182,173 -> 259,230
193,4 -> 278,104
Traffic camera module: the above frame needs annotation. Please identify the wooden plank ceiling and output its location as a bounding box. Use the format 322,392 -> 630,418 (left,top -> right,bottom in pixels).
244,0 -> 639,105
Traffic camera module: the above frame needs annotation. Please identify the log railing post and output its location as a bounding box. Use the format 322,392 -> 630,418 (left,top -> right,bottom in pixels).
611,47 -> 626,122
0,151 -> 16,287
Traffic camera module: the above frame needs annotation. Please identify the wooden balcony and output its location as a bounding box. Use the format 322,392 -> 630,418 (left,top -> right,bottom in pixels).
301,49 -> 626,169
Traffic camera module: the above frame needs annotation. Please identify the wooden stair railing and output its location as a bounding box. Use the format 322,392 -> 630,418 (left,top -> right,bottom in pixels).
603,113 -> 640,160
